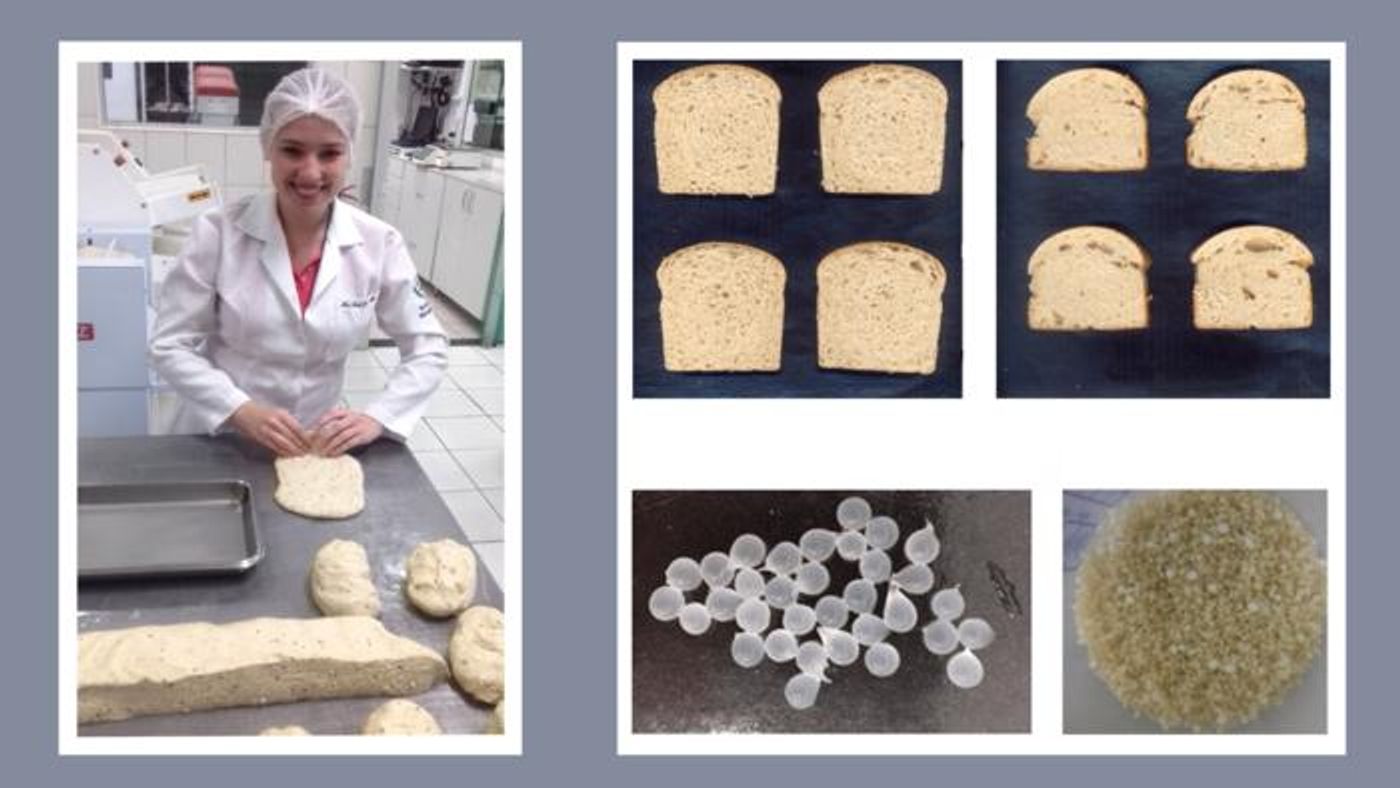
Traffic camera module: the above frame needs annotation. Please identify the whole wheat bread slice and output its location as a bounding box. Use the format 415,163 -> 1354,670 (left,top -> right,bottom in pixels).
653,64 -> 781,196
1187,70 -> 1306,171
817,242 -> 947,375
819,64 -> 948,194
1026,68 -> 1147,172
1028,226 -> 1150,331
1192,225 -> 1313,329
657,242 -> 786,371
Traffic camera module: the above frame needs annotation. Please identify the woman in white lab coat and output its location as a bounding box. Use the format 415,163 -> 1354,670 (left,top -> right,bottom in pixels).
150,68 -> 448,456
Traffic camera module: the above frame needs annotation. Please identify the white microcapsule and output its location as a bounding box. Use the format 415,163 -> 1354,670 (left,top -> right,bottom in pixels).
795,562 -> 831,596
864,641 -> 901,678
853,612 -> 890,646
957,617 -> 997,650
733,567 -> 765,598
764,629 -> 799,662
784,672 -> 822,710
865,516 -> 900,551
705,586 -> 743,622
783,603 -> 817,636
835,530 -> 868,561
815,595 -> 850,629
843,579 -> 878,614
799,528 -> 839,562
730,534 -> 767,568
765,575 -> 799,609
946,648 -> 986,689
859,549 -> 893,583
890,563 -> 935,595
700,551 -> 735,587
731,632 -> 765,668
818,626 -> 861,666
648,586 -> 685,621
904,519 -> 942,564
930,586 -> 966,620
922,619 -> 960,655
678,602 -> 712,635
836,496 -> 873,530
796,641 -> 829,677
736,597 -> 772,633
882,587 -> 918,633
665,557 -> 703,591
765,541 -> 803,576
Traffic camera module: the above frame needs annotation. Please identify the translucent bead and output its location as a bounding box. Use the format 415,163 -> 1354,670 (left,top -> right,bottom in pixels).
799,528 -> 838,562
957,617 -> 996,650
765,575 -> 798,609
882,587 -> 918,633
729,534 -> 766,568
796,641 -> 829,677
853,613 -> 890,646
835,530 -> 868,561
731,632 -> 765,668
865,516 -> 900,551
700,551 -> 735,587
864,642 -> 901,678
765,541 -> 803,576
904,520 -> 941,565
842,579 -> 878,614
665,557 -> 703,591
785,672 -> 822,710
782,603 -> 817,636
764,629 -> 799,662
678,602 -> 711,635
815,595 -> 849,629
705,586 -> 743,622
946,649 -> 985,689
648,586 -> 684,621
890,563 -> 934,595
922,619 -> 959,655
736,597 -> 771,633
733,567 -> 765,598
818,626 -> 860,666
795,562 -> 831,596
835,496 -> 872,530
930,586 -> 966,620
859,549 -> 892,583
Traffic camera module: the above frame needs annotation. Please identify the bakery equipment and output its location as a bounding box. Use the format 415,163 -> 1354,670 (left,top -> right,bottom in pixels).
393,61 -> 463,148
193,64 -> 240,126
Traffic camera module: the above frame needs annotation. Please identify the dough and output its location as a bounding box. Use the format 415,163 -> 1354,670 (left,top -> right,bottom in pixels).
404,539 -> 478,617
259,725 -> 310,736
487,699 -> 505,735
274,455 -> 365,519
449,605 -> 504,704
310,539 -> 380,617
361,699 -> 442,735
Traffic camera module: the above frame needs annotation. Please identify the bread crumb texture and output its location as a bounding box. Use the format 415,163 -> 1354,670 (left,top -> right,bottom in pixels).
658,242 -> 786,372
1192,225 -> 1313,329
1028,226 -> 1150,330
817,241 -> 946,375
1075,491 -> 1325,731
1027,68 -> 1147,171
819,64 -> 948,194
1187,69 -> 1306,171
653,64 -> 781,195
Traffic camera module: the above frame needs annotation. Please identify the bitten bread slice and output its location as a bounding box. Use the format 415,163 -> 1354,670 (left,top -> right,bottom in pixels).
657,242 -> 786,372
1187,70 -> 1306,171
1028,226 -> 1150,331
653,64 -> 781,195
817,242 -> 946,375
819,64 -> 948,194
1027,68 -> 1147,171
1192,225 -> 1313,329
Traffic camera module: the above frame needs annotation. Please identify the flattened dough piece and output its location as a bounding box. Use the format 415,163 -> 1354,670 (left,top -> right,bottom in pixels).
405,539 -> 479,617
361,699 -> 442,735
259,725 -> 311,736
449,605 -> 505,704
274,455 -> 365,519
311,539 -> 380,617
488,699 -> 505,735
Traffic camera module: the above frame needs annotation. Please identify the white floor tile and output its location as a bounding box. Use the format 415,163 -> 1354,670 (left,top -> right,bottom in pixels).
451,448 -> 503,488
372,347 -> 400,368
426,416 -> 503,450
424,388 -> 483,418
482,346 -> 505,368
474,541 -> 505,587
345,349 -> 379,368
441,489 -> 504,542
343,365 -> 389,391
412,450 -> 473,491
449,365 -> 503,389
481,488 -> 504,519
490,415 -> 506,431
464,387 -> 504,416
405,421 -> 445,452
447,345 -> 491,366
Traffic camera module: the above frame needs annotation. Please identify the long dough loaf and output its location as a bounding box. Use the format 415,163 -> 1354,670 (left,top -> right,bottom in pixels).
79,617 -> 447,724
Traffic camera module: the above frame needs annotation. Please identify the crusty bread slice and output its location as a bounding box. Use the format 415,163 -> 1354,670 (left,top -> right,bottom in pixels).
1028,226 -> 1150,331
1026,68 -> 1147,171
1187,70 -> 1306,171
817,242 -> 946,375
1192,225 -> 1313,329
657,242 -> 786,372
653,64 -> 781,196
818,64 -> 948,194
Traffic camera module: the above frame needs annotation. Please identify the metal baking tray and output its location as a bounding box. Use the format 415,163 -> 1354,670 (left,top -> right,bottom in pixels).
79,481 -> 264,580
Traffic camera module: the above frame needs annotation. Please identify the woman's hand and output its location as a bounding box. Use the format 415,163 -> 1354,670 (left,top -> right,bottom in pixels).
228,401 -> 312,456
310,409 -> 384,456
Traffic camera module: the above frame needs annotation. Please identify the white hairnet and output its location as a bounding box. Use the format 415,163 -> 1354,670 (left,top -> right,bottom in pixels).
259,67 -> 361,152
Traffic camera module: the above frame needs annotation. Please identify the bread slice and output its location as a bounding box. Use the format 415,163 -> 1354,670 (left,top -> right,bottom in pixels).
1028,226 -> 1150,331
653,64 -> 781,196
1187,70 -> 1306,171
1192,225 -> 1313,329
817,242 -> 946,375
657,242 -> 786,372
1026,68 -> 1147,171
818,64 -> 947,194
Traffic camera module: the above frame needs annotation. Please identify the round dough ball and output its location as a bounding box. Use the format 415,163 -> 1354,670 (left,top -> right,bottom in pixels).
449,605 -> 505,704
259,725 -> 310,736
405,539 -> 478,617
310,539 -> 380,617
361,699 -> 442,735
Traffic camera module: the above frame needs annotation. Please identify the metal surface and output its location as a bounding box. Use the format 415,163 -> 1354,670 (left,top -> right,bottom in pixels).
77,435 -> 504,736
79,480 -> 261,580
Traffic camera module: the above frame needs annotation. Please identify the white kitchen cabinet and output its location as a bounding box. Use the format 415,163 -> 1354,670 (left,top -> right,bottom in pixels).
432,176 -> 503,319
373,155 -> 407,227
399,164 -> 447,280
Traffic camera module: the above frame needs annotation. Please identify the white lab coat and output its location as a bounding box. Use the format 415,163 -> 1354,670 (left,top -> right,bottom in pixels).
149,192 -> 448,441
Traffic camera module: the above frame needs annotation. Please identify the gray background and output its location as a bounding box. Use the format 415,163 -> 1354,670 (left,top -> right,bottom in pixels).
4,0 -> 1392,782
